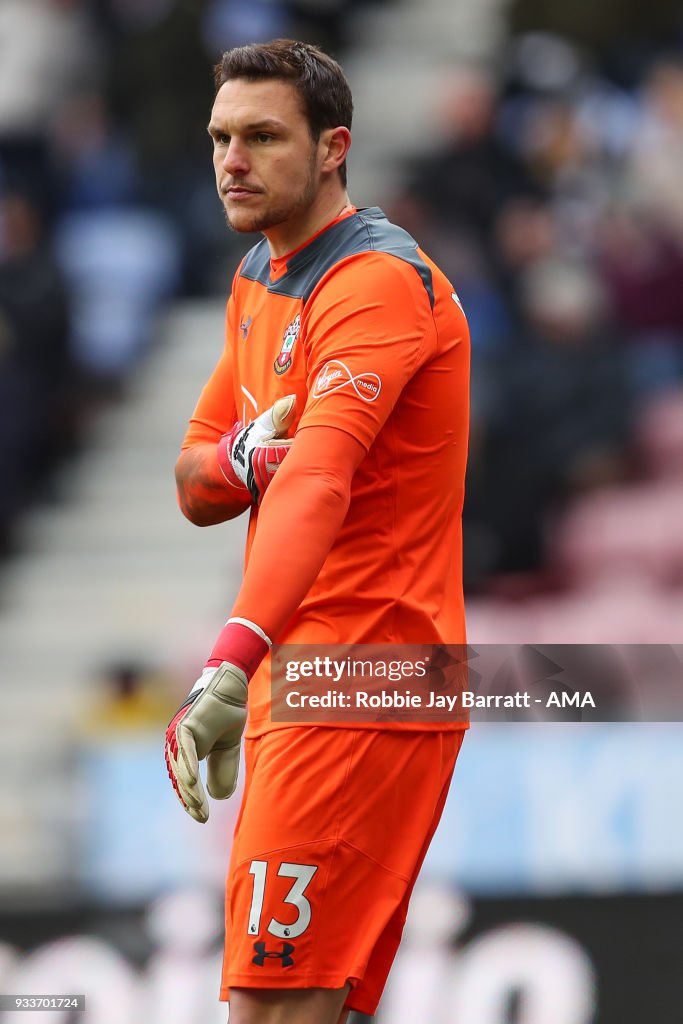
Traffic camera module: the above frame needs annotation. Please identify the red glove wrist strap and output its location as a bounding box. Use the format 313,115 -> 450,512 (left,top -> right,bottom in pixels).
206,620 -> 269,679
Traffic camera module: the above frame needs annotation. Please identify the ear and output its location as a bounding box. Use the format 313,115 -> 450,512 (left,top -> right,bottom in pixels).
320,126 -> 351,176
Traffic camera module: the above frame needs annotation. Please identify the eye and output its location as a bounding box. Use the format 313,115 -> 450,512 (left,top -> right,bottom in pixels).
209,130 -> 230,146
254,132 -> 274,144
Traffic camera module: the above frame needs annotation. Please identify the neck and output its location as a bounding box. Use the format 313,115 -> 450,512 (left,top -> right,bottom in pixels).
264,186 -> 352,259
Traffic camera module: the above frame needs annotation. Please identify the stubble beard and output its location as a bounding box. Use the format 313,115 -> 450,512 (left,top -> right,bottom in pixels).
222,151 -> 319,235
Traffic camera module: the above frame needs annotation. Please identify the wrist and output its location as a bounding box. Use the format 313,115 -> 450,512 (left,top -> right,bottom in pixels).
206,618 -> 271,680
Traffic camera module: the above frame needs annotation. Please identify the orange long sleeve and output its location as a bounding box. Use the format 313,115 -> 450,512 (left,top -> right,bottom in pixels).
175,443 -> 250,526
229,424 -> 365,641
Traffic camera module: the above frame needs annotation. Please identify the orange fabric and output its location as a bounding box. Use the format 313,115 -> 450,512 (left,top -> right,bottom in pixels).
181,212 -> 470,736
183,281 -> 243,449
231,425 -> 365,638
177,286 -> 252,523
220,727 -> 464,1014
175,442 -> 250,525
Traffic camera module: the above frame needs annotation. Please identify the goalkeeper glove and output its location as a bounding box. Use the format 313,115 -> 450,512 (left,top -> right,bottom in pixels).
164,619 -> 269,823
217,394 -> 296,505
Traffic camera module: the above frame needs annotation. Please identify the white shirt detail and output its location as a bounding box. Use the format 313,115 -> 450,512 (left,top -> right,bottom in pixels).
241,384 -> 258,413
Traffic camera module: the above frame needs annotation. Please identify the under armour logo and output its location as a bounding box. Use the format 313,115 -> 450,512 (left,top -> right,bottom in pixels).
240,315 -> 253,341
252,941 -> 295,967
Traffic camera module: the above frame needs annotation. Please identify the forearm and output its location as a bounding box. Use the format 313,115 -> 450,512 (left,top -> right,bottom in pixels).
234,466 -> 350,638
213,426 -> 365,651
175,444 -> 250,526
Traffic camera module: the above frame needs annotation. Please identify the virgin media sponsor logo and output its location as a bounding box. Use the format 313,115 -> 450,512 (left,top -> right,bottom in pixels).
313,359 -> 382,403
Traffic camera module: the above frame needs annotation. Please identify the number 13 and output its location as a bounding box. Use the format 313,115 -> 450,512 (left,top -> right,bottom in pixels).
247,860 -> 318,939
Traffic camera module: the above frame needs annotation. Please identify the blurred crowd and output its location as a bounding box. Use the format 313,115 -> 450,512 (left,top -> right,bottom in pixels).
2,1 -> 683,607
0,0 -> 378,554
387,34 -> 683,598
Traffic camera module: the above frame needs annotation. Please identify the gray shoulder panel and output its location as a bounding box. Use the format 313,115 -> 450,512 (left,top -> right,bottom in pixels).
238,207 -> 434,308
239,236 -> 271,283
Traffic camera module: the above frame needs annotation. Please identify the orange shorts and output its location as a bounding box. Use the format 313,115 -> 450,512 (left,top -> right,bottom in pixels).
220,725 -> 464,1016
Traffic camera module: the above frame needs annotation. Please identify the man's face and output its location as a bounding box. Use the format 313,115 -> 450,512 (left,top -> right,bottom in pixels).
209,78 -> 323,236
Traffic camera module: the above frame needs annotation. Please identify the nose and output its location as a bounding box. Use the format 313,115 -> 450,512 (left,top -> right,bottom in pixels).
222,138 -> 250,176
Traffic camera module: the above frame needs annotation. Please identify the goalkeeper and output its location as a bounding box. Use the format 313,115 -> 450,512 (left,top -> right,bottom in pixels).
166,39 -> 470,1024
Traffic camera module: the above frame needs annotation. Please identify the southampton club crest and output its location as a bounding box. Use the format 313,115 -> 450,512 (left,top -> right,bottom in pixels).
274,314 -> 300,375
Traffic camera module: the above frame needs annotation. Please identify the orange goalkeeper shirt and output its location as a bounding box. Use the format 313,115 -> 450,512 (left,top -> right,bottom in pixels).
182,207 -> 470,735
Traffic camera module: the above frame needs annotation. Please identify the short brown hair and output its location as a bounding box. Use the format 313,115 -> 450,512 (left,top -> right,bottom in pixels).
214,39 -> 353,186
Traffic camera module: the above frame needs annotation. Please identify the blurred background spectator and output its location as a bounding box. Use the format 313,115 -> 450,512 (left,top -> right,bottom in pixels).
0,189 -> 71,554
382,12 -> 683,604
